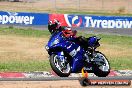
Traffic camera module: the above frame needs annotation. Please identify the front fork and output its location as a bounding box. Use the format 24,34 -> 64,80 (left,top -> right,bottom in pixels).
57,51 -> 66,68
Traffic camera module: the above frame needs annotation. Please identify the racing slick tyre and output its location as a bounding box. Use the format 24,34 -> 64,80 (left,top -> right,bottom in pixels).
93,51 -> 110,77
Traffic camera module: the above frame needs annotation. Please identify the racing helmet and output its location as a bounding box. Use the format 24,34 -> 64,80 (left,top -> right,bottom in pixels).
48,19 -> 61,34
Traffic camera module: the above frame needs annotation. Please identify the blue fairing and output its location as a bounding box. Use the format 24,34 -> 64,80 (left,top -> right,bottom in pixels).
47,32 -> 64,47
47,32 -> 85,72
88,36 -> 100,47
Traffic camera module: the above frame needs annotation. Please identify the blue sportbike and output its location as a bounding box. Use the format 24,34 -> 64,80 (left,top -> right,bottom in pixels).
45,30 -> 110,77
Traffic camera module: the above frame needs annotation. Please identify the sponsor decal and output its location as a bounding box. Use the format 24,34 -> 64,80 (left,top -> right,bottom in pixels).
69,46 -> 80,57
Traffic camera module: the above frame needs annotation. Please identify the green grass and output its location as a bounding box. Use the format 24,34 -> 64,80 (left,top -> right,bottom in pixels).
109,57 -> 132,70
0,60 -> 51,72
0,27 -> 50,37
0,27 -> 132,71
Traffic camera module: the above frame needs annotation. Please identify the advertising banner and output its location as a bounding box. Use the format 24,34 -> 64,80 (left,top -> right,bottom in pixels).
49,14 -> 132,28
0,11 -> 132,28
0,11 -> 48,25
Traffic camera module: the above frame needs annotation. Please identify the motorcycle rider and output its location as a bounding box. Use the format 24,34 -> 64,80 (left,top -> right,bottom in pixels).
48,19 -> 88,50
48,19 -> 91,64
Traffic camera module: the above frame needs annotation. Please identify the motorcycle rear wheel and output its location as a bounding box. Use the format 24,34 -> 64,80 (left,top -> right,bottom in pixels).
93,51 -> 110,77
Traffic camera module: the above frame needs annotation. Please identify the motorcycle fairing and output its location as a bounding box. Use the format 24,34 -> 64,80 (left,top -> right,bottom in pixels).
48,37 -> 86,72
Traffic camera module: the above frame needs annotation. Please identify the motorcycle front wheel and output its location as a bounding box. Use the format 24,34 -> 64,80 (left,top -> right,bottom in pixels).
49,54 -> 71,77
93,51 -> 110,77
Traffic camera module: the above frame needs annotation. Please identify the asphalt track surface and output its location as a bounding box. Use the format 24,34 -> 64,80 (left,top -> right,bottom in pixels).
78,28 -> 132,36
18,26 -> 132,36
0,77 -> 131,88
20,26 -> 132,36
1,25 -> 132,36
0,76 -> 131,81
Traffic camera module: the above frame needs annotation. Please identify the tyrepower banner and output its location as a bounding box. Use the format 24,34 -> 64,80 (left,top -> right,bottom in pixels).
0,11 -> 48,25
49,14 -> 132,28
1,11 -> 132,28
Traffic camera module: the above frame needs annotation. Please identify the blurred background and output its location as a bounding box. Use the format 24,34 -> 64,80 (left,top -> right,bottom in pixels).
0,0 -> 132,14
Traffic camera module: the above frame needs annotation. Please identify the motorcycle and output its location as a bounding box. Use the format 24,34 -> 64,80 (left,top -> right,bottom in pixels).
45,30 -> 110,77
